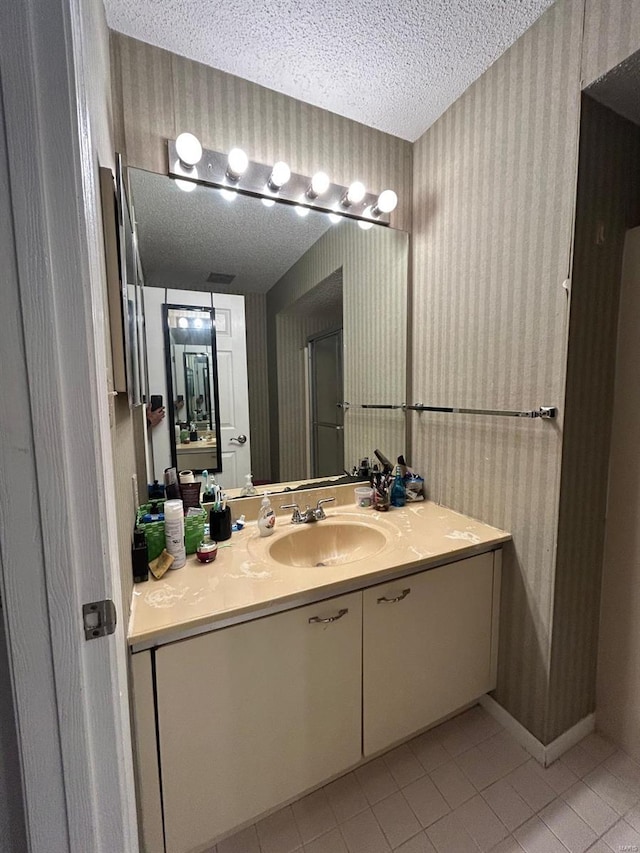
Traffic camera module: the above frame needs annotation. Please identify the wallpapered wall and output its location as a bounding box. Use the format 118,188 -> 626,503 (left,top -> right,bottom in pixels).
411,0 -> 584,741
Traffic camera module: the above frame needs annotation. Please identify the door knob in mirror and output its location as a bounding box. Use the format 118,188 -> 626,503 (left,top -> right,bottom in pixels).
230,434 -> 247,445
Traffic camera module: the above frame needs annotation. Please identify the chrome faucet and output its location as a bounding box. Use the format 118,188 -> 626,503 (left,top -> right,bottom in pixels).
281,497 -> 336,524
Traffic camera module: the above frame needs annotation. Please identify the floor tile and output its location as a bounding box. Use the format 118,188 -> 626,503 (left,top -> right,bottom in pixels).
394,831 -> 438,853
303,828 -> 348,853
324,773 -> 369,824
625,802 -> 640,833
490,839 -> 526,853
513,815 -> 571,853
256,806 -> 303,853
438,706 -> 502,757
372,790 -> 421,849
584,843 -> 610,853
409,730 -> 450,773
355,758 -> 399,806
217,824 -> 260,853
458,733 -> 529,791
339,808 -> 391,853
293,789 -> 337,844
482,778 -> 534,832
403,775 -> 451,828
577,734 -> 617,766
426,812 -> 481,852
539,797 -> 597,853
562,781 -> 619,836
604,751 -> 640,796
430,760 -> 476,809
506,760 -> 557,811
530,759 -> 579,795
584,765 -> 639,815
562,743 -> 606,779
384,745 -> 426,788
602,818 -> 640,851
454,794 -> 509,852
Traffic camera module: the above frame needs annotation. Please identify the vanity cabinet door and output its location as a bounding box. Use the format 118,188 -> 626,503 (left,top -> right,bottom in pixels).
156,591 -> 363,853
363,552 -> 496,756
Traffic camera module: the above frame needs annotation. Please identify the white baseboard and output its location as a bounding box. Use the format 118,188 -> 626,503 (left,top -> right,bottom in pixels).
479,695 -> 595,767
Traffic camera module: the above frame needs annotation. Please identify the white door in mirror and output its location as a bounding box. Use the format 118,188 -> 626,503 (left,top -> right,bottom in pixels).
211,293 -> 251,489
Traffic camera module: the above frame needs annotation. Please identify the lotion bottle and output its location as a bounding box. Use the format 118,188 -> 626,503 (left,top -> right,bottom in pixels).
257,493 -> 276,537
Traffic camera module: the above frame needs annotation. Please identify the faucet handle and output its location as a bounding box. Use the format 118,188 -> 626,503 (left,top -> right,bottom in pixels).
315,496 -> 336,519
281,503 -> 302,523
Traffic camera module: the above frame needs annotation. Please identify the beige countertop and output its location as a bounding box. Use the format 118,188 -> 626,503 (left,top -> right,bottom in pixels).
128,495 -> 510,652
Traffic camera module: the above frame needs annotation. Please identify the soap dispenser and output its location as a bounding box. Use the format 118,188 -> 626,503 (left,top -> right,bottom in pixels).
257,493 -> 276,537
240,473 -> 258,496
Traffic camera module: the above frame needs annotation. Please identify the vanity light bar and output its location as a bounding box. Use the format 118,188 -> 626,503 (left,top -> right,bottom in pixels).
340,402 -> 558,419
167,138 -> 396,225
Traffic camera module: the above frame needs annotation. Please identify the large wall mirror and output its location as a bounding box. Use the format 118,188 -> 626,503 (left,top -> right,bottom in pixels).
128,167 -> 409,493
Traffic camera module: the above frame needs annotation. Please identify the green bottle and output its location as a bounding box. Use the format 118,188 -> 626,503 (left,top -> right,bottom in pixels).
390,465 -> 406,507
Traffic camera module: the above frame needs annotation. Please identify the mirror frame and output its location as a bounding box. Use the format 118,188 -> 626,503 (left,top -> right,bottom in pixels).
163,303 -> 223,474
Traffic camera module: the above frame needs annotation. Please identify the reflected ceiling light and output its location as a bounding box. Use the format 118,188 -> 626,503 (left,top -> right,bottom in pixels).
178,317 -> 189,329
358,218 -> 374,230
220,188 -> 237,202
175,178 -> 197,193
267,161 -> 291,192
261,197 -> 276,207
295,205 -> 310,218
175,132 -> 203,168
193,318 -> 203,329
226,147 -> 249,182
372,189 -> 398,216
341,181 -> 366,207
328,212 -> 342,224
306,171 -> 330,199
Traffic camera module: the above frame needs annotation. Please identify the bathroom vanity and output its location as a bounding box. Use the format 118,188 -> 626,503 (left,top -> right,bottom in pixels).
128,490 -> 509,853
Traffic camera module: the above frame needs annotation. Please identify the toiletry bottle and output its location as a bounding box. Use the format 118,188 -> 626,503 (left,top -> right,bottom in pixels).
164,499 -> 186,568
240,473 -> 257,496
257,493 -> 276,537
132,528 -> 149,583
390,465 -> 406,508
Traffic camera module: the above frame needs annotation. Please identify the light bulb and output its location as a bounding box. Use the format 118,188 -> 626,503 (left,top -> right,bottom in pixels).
175,178 -> 197,193
328,212 -> 342,224
193,318 -> 203,329
375,189 -> 398,214
358,219 -> 374,230
307,171 -> 330,199
178,317 -> 189,329
175,132 -> 203,168
262,198 -> 276,207
295,205 -> 310,218
342,181 -> 366,206
268,161 -> 291,191
226,147 -> 248,181
220,188 -> 237,202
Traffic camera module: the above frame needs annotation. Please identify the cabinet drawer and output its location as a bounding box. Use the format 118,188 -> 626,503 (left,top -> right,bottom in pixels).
363,552 -> 496,755
156,591 -> 362,853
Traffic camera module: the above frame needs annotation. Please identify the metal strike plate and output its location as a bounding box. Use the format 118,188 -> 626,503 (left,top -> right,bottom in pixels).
83,599 -> 117,640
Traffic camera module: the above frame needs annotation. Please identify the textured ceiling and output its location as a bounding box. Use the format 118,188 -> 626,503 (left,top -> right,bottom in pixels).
129,169 -> 359,293
104,0 -> 554,141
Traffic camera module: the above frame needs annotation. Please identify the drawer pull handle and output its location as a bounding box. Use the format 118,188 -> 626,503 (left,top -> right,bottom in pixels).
309,608 -> 348,624
377,588 -> 411,604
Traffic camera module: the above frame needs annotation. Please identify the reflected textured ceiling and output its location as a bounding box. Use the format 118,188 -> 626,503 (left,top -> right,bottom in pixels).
104,0 -> 554,141
128,169 -> 335,293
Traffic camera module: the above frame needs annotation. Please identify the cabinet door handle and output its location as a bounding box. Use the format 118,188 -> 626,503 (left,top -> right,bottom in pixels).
377,588 -> 411,604
309,608 -> 348,624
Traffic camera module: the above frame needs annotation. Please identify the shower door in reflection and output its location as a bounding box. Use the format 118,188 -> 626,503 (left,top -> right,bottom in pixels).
309,329 -> 344,478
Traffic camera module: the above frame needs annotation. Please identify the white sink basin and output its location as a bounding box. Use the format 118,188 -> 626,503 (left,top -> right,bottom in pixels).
268,520 -> 388,568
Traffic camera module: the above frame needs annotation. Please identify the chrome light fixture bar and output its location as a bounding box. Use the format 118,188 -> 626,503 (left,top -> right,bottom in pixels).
167,138 -> 396,225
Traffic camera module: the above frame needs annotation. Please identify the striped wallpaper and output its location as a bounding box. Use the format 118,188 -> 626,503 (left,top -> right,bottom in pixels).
267,220 -> 409,481
411,0 -> 584,741
549,96 -> 640,741
582,0 -> 640,86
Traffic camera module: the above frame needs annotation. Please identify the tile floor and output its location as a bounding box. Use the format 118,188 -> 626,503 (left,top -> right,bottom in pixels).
211,705 -> 640,853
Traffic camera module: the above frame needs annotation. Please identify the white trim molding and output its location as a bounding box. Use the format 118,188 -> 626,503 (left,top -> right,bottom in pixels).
480,694 -> 595,767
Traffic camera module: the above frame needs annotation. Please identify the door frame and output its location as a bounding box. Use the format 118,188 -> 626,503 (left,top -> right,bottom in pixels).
307,326 -> 344,478
0,0 -> 138,850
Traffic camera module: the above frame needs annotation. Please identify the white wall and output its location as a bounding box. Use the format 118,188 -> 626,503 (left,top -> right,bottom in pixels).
597,225 -> 640,759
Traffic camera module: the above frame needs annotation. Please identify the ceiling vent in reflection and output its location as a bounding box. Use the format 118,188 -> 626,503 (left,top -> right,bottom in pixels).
206,271 -> 236,285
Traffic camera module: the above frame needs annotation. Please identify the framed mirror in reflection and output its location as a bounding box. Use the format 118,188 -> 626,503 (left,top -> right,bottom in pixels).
163,304 -> 222,474
130,167 -> 409,493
